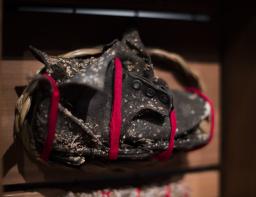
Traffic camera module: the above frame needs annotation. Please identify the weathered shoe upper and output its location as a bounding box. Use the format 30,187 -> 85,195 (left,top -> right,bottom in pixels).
15,31 -> 211,166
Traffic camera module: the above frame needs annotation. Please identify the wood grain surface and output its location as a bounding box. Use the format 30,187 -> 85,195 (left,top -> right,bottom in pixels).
0,60 -> 220,196
0,0 -> 2,59
221,16 -> 256,197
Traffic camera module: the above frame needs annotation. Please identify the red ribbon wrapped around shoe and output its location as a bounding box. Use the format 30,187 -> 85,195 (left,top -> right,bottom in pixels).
14,31 -> 214,166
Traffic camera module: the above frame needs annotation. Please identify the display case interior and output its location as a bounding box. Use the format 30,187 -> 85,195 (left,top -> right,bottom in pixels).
1,1 -> 221,196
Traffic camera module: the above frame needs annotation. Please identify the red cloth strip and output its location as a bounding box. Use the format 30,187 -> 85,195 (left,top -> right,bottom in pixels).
155,109 -> 177,160
101,190 -> 111,197
136,188 -> 141,197
40,74 -> 60,161
186,87 -> 215,146
109,58 -> 123,160
165,185 -> 172,197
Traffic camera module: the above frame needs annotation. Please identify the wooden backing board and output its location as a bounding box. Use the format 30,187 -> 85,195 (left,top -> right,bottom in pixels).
0,60 -> 220,195
221,15 -> 256,196
0,0 -> 2,59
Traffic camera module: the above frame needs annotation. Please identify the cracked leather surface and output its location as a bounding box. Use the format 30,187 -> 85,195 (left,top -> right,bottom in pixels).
15,31 -> 210,166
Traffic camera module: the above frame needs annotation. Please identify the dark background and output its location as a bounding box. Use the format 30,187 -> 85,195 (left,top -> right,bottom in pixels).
2,0 -> 219,61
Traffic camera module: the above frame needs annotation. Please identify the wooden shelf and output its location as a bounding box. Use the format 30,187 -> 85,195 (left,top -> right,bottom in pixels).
2,171 -> 219,197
